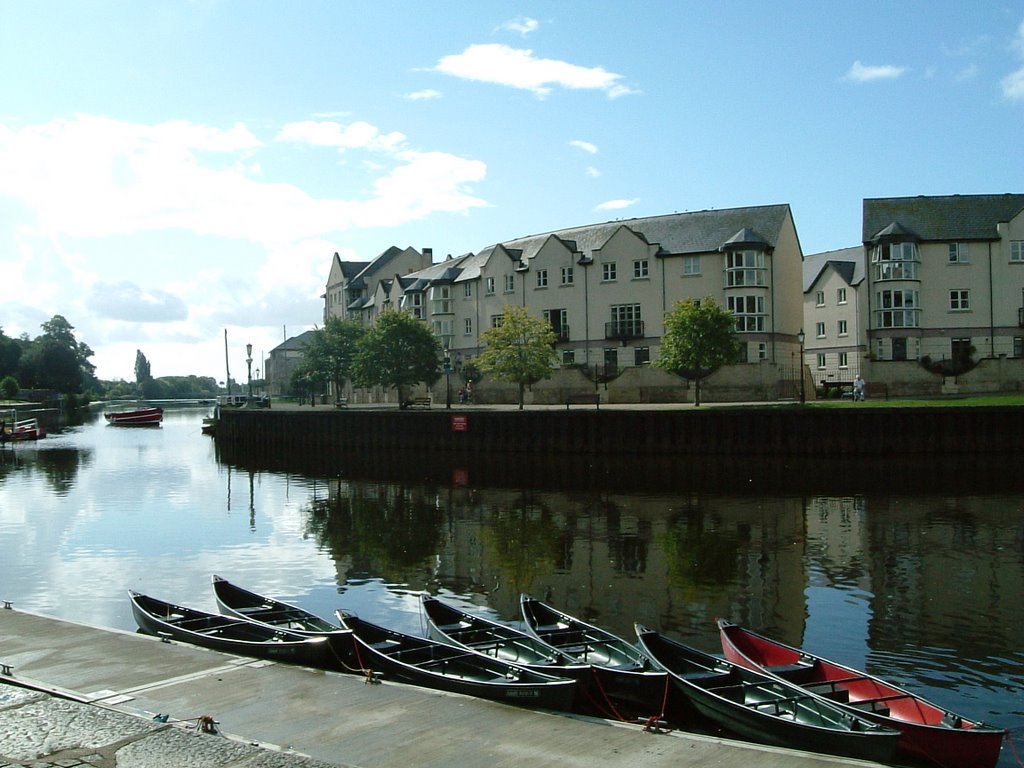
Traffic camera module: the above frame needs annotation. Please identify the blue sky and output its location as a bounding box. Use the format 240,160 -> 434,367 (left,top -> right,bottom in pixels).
2,2 -> 1022,382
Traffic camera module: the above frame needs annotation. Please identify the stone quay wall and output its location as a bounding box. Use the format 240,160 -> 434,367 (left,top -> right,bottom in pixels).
215,406 -> 1024,457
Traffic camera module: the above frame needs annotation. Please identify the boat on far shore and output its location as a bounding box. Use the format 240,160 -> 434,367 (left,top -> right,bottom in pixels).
1,410 -> 46,441
104,406 -> 163,426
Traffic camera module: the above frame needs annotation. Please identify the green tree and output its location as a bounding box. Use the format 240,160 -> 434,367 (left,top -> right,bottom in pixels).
18,316 -> 96,394
352,309 -> 442,407
653,298 -> 740,407
0,375 -> 19,400
0,327 -> 22,378
302,317 -> 364,405
476,305 -> 558,410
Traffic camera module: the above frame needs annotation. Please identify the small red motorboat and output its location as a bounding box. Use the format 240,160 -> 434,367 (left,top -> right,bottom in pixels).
104,406 -> 163,426
717,619 -> 1006,768
2,416 -> 46,441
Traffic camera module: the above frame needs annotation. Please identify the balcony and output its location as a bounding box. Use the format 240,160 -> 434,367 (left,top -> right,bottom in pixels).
605,320 -> 644,340
554,325 -> 571,342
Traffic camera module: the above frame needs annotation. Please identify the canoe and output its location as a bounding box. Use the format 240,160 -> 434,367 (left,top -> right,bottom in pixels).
105,407 -> 163,426
518,594 -> 669,715
335,610 -> 577,711
128,590 -> 333,670
635,624 -> 900,764
717,619 -> 1006,768
212,575 -> 342,634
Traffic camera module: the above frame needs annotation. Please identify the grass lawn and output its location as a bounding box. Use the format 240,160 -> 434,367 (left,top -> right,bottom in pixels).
805,393 -> 1024,408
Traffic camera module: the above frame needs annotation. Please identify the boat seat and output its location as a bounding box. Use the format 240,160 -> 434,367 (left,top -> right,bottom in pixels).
681,671 -> 733,686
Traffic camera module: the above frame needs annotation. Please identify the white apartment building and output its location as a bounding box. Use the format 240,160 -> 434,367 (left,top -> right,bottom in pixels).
861,194 -> 1024,367
325,205 -> 805,392
803,246 -> 867,387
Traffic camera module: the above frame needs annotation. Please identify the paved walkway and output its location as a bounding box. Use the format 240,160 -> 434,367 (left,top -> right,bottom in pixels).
0,607 -> 882,768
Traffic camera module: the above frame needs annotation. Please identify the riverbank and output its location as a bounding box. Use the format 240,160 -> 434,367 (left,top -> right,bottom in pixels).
0,606 -> 883,768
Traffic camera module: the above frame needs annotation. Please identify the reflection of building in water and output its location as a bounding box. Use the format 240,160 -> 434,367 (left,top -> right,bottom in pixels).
318,478 -> 809,649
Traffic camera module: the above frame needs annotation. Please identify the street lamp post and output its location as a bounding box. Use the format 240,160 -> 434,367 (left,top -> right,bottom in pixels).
443,347 -> 452,410
796,329 -> 806,404
245,343 -> 253,404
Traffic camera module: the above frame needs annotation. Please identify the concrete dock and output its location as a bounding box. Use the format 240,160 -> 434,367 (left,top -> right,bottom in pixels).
0,606 -> 885,768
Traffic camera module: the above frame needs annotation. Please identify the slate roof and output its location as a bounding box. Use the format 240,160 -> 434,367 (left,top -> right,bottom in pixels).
348,246 -> 406,290
803,246 -> 865,293
493,204 -> 794,261
863,194 -> 1024,243
270,329 -> 317,353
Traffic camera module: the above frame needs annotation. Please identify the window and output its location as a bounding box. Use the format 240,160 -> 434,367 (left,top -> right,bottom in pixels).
1014,337 -> 1023,358
633,259 -> 649,279
837,288 -> 847,304
485,277 -> 495,295
490,315 -> 503,328
430,285 -> 453,314
756,342 -> 768,361
838,352 -> 849,368
683,255 -> 700,275
875,289 -> 920,327
837,320 -> 848,336
464,318 -> 473,335
816,353 -> 827,370
536,269 -> 548,288
463,283 -> 472,298
405,293 -> 424,319
1012,241 -> 1024,262
727,295 -> 765,332
634,347 -> 650,366
561,266 -> 574,285
815,291 -> 825,307
504,274 -> 515,293
872,241 -> 920,281
602,262 -> 617,281
949,289 -> 970,311
948,243 -> 969,263
431,319 -> 453,338
726,250 -> 766,287
815,322 -> 825,338
608,303 -> 642,338
562,349 -> 575,365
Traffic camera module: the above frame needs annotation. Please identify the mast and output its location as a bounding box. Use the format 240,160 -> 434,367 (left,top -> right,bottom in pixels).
224,328 -> 231,394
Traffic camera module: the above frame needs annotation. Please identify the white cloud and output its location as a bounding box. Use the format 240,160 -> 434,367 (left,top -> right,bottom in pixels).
404,89 -> 443,101
585,166 -> 601,178
954,64 -> 979,82
1001,67 -> 1024,101
843,60 -> 908,82
570,139 -> 598,154
433,44 -> 638,99
86,281 -> 189,323
276,120 -> 406,152
497,17 -> 539,36
595,198 -> 638,211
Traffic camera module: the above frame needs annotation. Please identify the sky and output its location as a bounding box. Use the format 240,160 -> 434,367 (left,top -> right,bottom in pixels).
2,2 -> 1023,383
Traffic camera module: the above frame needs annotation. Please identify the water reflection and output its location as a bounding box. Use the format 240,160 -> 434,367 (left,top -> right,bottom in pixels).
0,410 -> 1021,765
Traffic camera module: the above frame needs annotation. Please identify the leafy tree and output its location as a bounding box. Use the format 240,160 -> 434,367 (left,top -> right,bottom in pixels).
1,375 -> 19,400
653,298 -> 740,407
135,350 -> 152,383
0,327 -> 22,378
16,316 -> 96,395
352,309 -> 442,407
302,317 -> 364,405
476,305 -> 558,410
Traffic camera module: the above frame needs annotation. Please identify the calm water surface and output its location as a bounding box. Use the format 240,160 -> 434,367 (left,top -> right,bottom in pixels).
1,407 -> 1022,764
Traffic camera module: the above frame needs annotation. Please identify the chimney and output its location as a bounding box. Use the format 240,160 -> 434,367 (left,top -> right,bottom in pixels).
423,247 -> 433,261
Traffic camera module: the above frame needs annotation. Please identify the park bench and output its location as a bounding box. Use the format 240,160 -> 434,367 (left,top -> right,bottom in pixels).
404,396 -> 432,409
334,396 -> 348,409
565,393 -> 600,410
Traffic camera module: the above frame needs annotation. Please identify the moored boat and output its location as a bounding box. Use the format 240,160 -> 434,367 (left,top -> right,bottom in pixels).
519,594 -> 669,715
104,406 -> 163,426
335,610 -> 577,711
2,410 -> 46,441
212,574 -> 344,635
717,619 -> 1006,768
128,590 -> 334,670
636,624 -> 900,764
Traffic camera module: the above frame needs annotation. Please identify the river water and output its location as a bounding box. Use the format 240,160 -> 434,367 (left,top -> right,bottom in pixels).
1,406 -> 1022,764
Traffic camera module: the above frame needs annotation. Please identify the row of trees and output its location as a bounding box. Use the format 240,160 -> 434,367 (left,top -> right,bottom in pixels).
296,298 -> 739,408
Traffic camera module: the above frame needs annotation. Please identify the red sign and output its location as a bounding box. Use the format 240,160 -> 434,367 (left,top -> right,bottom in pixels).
450,415 -> 468,432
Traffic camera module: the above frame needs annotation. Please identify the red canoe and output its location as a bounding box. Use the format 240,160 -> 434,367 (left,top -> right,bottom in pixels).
717,619 -> 1005,768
